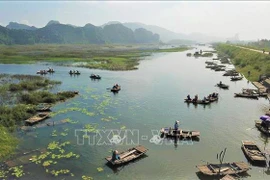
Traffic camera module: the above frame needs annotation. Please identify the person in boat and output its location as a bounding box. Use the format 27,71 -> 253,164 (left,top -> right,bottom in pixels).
203,96 -> 207,102
112,150 -> 120,161
174,120 -> 179,131
212,92 -> 216,98
193,94 -> 198,102
219,81 -> 222,85
187,94 -> 191,100
76,70 -> 79,74
70,70 -> 72,74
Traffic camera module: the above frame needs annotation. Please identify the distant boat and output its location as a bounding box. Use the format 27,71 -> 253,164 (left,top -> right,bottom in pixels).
69,71 -> 81,75
111,85 -> 121,92
216,83 -> 229,89
160,127 -> 200,140
36,70 -> 47,75
90,74 -> 101,79
234,93 -> 259,99
231,76 -> 243,81
105,145 -> 148,166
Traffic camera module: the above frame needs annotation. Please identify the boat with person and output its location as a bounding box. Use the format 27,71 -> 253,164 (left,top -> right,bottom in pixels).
69,70 -> 81,75
47,67 -> 55,73
196,161 -> 250,176
90,74 -> 101,79
241,140 -> 267,166
111,84 -> 121,92
255,115 -> 270,136
160,127 -> 200,140
36,70 -> 48,75
105,145 -> 148,166
216,82 -> 229,89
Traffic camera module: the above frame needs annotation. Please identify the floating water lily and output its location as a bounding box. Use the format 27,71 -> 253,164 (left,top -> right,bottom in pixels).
97,167 -> 104,172
82,175 -> 93,180
9,166 -> 25,178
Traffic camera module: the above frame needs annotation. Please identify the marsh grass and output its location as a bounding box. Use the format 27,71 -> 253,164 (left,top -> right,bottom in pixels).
0,45 -> 189,70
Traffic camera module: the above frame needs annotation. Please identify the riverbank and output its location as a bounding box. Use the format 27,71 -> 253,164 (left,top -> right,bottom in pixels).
0,74 -> 79,162
0,44 -> 189,71
214,43 -> 270,81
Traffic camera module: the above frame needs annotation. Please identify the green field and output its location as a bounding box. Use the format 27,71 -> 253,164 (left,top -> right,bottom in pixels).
214,44 -> 270,81
0,44 -> 189,70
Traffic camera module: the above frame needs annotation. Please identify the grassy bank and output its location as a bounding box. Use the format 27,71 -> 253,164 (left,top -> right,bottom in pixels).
0,125 -> 18,161
0,44 -> 189,70
214,44 -> 270,81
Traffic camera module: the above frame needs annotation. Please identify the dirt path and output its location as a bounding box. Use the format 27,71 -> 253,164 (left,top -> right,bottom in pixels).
233,45 -> 270,54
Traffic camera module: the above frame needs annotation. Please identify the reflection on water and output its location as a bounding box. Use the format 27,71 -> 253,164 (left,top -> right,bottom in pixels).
0,45 -> 269,179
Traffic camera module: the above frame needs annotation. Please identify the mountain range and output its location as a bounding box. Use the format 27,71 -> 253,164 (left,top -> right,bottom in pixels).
0,20 -> 159,45
1,20 -> 226,45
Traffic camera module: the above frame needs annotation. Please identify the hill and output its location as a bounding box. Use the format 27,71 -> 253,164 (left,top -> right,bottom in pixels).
0,21 -> 160,45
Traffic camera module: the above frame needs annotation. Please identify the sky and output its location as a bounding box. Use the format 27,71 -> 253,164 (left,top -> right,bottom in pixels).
0,1 -> 270,40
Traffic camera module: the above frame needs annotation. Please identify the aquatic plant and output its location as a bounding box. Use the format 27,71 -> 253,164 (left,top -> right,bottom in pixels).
66,118 -> 79,124
82,175 -> 93,180
51,130 -> 57,137
84,124 -> 98,133
0,126 -> 18,160
0,169 -> 8,179
42,160 -> 57,167
97,167 -> 104,172
50,169 -> 70,177
9,166 -> 25,178
120,126 -> 126,130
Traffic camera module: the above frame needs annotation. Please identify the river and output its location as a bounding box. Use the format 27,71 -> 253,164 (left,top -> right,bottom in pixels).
0,45 -> 269,180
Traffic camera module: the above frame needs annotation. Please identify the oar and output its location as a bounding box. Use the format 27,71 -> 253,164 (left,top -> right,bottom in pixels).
246,127 -> 256,130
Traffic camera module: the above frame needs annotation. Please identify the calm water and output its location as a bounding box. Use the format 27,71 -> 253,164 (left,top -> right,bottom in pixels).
0,46 -> 269,180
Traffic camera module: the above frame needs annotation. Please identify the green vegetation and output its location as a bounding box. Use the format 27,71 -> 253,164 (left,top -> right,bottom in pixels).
214,43 -> 270,81
0,44 -> 189,70
0,126 -> 18,161
241,39 -> 270,52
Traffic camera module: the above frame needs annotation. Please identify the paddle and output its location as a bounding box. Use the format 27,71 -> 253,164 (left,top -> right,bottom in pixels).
246,127 -> 256,131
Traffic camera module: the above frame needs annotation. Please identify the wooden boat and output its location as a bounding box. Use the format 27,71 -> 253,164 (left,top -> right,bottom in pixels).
90,74 -> 101,79
223,71 -> 239,76
36,70 -> 47,75
255,120 -> 270,136
217,83 -> 229,89
186,53 -> 192,57
47,69 -> 55,73
69,71 -> 81,75
231,76 -> 243,81
105,145 -> 148,166
36,103 -> 51,112
184,99 -> 210,105
160,127 -> 200,139
207,96 -> 219,102
111,86 -> 121,92
196,161 -> 250,176
215,68 -> 226,71
241,140 -> 266,165
234,93 -> 259,99
25,112 -> 50,125
220,175 -> 236,180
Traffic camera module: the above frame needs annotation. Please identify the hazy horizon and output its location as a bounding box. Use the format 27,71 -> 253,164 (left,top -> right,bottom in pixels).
1,1 -> 270,41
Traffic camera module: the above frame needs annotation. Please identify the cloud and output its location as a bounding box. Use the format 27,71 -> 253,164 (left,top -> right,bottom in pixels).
20,20 -> 31,26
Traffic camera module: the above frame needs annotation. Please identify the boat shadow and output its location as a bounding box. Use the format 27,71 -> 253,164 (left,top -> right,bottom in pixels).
105,154 -> 148,174
196,171 -> 251,180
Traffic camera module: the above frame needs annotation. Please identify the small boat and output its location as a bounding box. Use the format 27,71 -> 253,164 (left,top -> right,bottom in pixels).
195,99 -> 211,105
36,70 -> 48,75
105,145 -> 148,166
47,69 -> 55,73
160,127 -> 200,140
25,112 -> 50,126
231,76 -> 243,81
186,53 -> 192,57
217,83 -> 229,89
241,140 -> 267,165
207,96 -> 219,102
111,85 -> 121,92
223,71 -> 239,76
90,74 -> 101,79
69,71 -> 81,75
36,103 -> 52,112
255,118 -> 270,136
234,93 -> 259,99
196,161 -> 250,176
